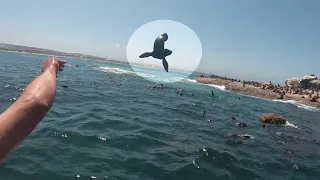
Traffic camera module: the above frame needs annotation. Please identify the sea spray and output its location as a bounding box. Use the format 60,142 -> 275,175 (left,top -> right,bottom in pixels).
272,99 -> 319,112
285,121 -> 300,129
186,78 -> 226,91
95,66 -> 136,75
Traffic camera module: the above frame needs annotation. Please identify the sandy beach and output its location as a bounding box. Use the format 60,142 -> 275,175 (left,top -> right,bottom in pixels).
194,76 -> 320,108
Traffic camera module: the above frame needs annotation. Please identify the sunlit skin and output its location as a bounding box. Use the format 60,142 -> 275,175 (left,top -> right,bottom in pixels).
0,57 -> 66,163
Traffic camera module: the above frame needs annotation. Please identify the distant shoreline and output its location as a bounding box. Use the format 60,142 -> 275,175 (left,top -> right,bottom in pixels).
0,45 -> 194,74
193,76 -> 320,109
1,43 -> 319,109
0,49 -> 131,66
0,43 -> 129,65
0,49 -> 127,64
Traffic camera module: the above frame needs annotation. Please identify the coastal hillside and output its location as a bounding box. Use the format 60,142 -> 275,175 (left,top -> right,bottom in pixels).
0,43 -> 118,62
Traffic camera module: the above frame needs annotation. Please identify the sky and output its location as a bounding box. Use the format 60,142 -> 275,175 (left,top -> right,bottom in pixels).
126,20 -> 202,72
0,0 -> 320,83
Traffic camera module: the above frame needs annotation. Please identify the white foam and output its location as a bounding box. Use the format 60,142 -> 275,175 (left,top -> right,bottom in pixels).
207,84 -> 226,91
202,148 -> 208,156
137,72 -> 185,83
9,97 -> 16,101
272,99 -> 296,104
131,64 -> 162,70
95,66 -> 135,75
295,103 -> 319,112
186,79 -> 226,91
192,158 -> 200,169
98,136 -> 107,141
95,66 -> 186,83
239,134 -> 255,139
284,121 -> 300,129
272,99 -> 319,112
276,132 -> 282,136
185,79 -> 197,83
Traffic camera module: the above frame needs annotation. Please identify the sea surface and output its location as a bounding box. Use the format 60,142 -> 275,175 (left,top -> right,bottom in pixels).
0,51 -> 320,180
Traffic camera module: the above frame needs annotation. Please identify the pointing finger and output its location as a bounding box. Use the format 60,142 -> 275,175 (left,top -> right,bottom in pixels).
59,60 -> 67,64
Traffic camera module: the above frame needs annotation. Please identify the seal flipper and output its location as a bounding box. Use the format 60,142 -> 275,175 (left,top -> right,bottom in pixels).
139,52 -> 152,58
162,59 -> 169,72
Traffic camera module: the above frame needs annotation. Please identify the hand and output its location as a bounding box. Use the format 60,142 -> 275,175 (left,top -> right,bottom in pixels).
42,57 -> 67,74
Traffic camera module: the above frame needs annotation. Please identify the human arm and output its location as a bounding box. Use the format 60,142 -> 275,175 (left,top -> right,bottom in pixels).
0,57 -> 66,162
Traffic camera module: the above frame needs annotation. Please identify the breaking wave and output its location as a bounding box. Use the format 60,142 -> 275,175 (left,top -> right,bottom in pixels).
95,66 -> 135,75
272,99 -> 319,112
186,79 -> 226,91
185,79 -> 198,83
206,84 -> 226,91
284,121 -> 300,129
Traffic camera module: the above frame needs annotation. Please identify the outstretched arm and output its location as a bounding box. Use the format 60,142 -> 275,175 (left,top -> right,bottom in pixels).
0,57 -> 66,162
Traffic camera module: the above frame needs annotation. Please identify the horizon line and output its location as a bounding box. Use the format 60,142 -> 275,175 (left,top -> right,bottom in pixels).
0,42 -> 315,84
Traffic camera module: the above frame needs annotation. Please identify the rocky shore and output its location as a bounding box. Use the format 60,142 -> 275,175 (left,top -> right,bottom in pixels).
194,74 -> 320,108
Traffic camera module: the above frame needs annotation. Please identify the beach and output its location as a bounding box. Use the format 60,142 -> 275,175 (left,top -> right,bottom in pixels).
194,76 -> 320,108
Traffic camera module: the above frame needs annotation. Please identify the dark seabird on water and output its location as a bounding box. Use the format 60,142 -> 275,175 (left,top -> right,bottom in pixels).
139,33 -> 172,72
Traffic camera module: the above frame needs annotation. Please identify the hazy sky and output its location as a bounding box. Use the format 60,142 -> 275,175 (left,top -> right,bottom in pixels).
0,0 -> 319,83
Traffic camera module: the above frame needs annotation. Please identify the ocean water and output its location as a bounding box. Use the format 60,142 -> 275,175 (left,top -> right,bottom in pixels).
0,51 -> 320,180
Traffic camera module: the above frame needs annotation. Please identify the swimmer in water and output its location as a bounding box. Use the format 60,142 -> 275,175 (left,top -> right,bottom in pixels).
139,33 -> 172,72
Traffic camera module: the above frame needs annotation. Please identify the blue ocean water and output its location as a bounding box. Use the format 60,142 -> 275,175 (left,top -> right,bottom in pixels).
0,51 -> 320,180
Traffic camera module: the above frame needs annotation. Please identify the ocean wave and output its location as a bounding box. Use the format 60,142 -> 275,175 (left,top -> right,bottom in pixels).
272,99 -> 319,112
186,79 -> 226,91
236,94 -> 319,112
94,66 -> 186,83
206,84 -> 226,91
94,66 -> 135,75
185,79 -> 197,83
284,121 -> 300,129
136,72 -> 185,83
131,64 -> 162,70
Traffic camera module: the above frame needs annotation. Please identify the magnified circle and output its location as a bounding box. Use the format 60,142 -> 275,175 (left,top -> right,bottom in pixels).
126,20 -> 202,84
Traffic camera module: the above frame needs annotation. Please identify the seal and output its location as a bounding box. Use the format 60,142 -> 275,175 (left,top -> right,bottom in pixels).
139,33 -> 172,72
236,122 -> 248,127
211,90 -> 215,96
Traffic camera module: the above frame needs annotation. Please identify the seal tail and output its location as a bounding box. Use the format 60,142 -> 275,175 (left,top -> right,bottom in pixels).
162,59 -> 169,72
139,52 -> 152,58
